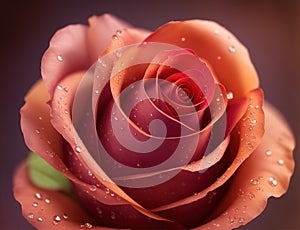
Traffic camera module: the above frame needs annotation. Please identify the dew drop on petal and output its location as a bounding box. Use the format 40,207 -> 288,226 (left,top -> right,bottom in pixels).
57,55 -> 63,62
63,213 -> 68,219
44,198 -> 51,204
116,30 -> 122,35
250,178 -> 259,185
35,193 -> 43,200
81,223 -> 93,229
238,217 -> 245,224
181,37 -> 186,42
228,46 -> 236,53
268,177 -> 278,186
75,146 -> 82,153
115,50 -> 122,58
112,34 -> 118,40
89,185 -> 97,192
226,92 -> 234,100
217,56 -> 222,60
27,213 -> 35,219
35,129 -> 41,134
278,159 -> 284,165
53,215 -> 61,222
265,150 -> 272,156
37,217 -> 43,222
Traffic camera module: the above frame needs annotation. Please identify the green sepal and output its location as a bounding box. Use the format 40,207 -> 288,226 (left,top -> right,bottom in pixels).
27,152 -> 72,194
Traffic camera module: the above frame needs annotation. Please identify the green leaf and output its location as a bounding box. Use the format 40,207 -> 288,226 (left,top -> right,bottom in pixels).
27,152 -> 72,194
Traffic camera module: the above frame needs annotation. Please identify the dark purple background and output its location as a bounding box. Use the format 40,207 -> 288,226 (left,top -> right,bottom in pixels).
1,0 -> 299,229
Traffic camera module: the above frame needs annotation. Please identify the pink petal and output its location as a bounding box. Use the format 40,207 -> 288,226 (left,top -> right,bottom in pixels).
41,24 -> 91,96
196,102 -> 295,229
87,14 -> 133,60
13,162 -> 105,230
145,20 -> 259,101
42,14 -> 147,97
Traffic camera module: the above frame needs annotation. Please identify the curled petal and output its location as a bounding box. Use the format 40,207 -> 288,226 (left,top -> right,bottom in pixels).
41,24 -> 91,96
145,20 -> 259,101
87,14 -> 132,61
41,14 -> 139,96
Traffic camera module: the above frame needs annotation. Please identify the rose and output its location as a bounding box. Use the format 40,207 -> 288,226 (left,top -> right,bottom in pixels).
14,14 -> 295,229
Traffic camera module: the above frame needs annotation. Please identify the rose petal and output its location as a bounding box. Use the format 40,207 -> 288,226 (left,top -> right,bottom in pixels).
151,89 -> 264,211
41,14 -> 142,96
41,24 -> 91,96
13,162 -> 102,230
49,71 -> 178,224
195,102 -> 295,229
145,20 -> 259,101
87,14 -> 133,61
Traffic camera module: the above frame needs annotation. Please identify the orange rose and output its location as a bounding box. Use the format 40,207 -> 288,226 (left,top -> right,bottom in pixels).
14,14 -> 295,229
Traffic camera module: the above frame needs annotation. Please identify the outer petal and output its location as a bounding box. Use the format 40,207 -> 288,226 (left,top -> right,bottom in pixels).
196,103 -> 295,229
87,14 -> 135,61
41,24 -> 91,96
13,162 -> 105,230
41,14 -> 137,96
145,20 -> 259,101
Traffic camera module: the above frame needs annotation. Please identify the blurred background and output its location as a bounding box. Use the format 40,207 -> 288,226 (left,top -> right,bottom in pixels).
1,0 -> 299,229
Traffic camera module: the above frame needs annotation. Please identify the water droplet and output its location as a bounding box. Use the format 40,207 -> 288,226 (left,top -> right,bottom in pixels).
268,177 -> 278,186
115,50 -> 122,58
75,146 -> 82,153
37,217 -> 43,222
116,30 -> 122,35
265,150 -> 272,156
35,129 -> 41,134
57,55 -> 63,62
226,92 -> 234,100
248,192 -> 255,200
53,215 -> 61,222
278,159 -> 284,165
228,46 -> 236,53
250,119 -> 257,125
217,56 -> 222,60
63,213 -> 68,219
27,213 -> 35,219
238,217 -> 245,224
255,105 -> 260,109
104,188 -> 110,194
89,185 -> 97,192
181,37 -> 186,42
81,222 -> 93,229
57,85 -> 63,90
35,193 -> 43,200
112,34 -> 118,40
44,198 -> 51,204
38,116 -> 43,120
250,178 -> 259,185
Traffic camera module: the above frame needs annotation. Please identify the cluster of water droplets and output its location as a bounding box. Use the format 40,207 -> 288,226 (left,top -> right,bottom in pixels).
26,192 -> 95,228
